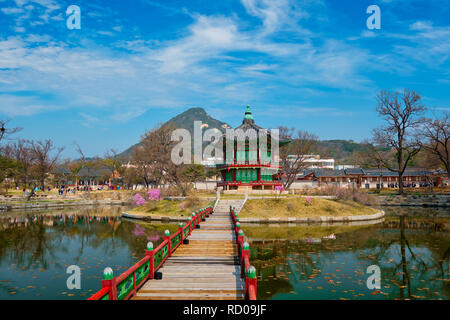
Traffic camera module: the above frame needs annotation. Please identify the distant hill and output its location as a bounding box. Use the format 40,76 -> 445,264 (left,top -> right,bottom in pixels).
119,107 -> 377,164
313,140 -> 374,165
119,107 -> 231,158
166,107 -> 231,135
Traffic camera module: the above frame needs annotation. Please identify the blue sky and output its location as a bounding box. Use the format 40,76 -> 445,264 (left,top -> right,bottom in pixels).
0,0 -> 449,159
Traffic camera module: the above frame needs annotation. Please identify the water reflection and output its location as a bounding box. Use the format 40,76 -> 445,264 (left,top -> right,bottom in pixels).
0,207 -> 178,299
245,213 -> 450,300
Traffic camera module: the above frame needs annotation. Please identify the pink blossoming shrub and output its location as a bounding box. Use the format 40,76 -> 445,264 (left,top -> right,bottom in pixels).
133,193 -> 146,207
147,189 -> 161,201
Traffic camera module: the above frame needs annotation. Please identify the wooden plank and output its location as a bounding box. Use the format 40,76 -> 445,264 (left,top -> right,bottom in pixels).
142,284 -> 243,289
134,199 -> 246,300
138,289 -> 243,294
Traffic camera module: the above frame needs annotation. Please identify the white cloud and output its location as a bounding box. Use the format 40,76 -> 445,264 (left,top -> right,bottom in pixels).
0,94 -> 62,116
391,24 -> 450,68
14,26 -> 26,32
410,21 -> 433,30
1,7 -> 25,14
97,31 -> 115,37
240,0 -> 314,35
0,0 -> 427,121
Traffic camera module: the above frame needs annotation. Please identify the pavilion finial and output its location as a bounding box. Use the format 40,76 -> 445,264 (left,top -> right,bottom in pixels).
244,105 -> 253,120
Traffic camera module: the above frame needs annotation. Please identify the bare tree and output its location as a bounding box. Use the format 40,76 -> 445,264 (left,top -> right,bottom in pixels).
121,166 -> 142,190
278,126 -> 318,190
0,119 -> 22,142
372,89 -> 426,195
103,149 -> 122,189
30,139 -> 64,191
73,142 -> 103,193
419,112 -> 450,175
9,139 -> 35,187
132,123 -> 177,189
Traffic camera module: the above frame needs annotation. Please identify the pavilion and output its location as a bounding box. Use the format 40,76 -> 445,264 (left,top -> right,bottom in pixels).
216,106 -> 289,191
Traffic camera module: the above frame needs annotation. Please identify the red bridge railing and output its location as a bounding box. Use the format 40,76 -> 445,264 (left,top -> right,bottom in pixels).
230,206 -> 257,300
88,202 -> 215,300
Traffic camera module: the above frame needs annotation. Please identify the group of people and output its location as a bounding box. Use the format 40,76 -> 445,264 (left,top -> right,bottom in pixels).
385,182 -> 435,188
16,184 -> 120,197
58,187 -> 77,195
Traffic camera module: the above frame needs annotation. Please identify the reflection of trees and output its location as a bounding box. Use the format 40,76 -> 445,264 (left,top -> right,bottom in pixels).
0,211 -> 177,274
249,215 -> 449,300
0,218 -> 51,270
358,215 -> 449,300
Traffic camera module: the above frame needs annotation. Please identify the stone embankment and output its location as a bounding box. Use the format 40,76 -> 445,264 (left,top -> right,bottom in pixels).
377,194 -> 450,207
0,199 -> 132,211
237,210 -> 385,224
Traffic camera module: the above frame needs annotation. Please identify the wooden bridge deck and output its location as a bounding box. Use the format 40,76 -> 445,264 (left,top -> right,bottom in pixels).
132,200 -> 245,300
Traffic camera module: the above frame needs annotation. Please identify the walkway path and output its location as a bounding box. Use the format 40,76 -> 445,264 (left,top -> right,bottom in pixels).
132,199 -> 246,300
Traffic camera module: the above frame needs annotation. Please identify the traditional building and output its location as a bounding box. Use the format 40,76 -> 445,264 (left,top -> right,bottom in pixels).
297,168 -> 445,189
217,106 -> 289,191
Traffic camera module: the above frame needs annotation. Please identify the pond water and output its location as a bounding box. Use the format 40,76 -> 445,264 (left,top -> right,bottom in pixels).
0,206 -> 448,300
243,207 -> 450,300
0,206 -> 178,300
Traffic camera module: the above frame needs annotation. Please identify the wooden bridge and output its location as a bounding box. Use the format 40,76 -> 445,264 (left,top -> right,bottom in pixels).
88,199 -> 257,300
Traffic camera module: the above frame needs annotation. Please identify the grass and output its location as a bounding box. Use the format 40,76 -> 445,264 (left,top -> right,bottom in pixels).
129,197 -> 212,217
239,198 -> 378,218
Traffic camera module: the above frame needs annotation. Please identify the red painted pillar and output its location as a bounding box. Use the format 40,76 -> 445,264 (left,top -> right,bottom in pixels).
178,223 -> 184,243
244,266 -> 257,300
101,279 -> 117,300
237,229 -> 244,247
241,242 -> 250,279
164,230 -> 171,257
189,213 -> 195,235
145,242 -> 155,279
101,267 -> 117,300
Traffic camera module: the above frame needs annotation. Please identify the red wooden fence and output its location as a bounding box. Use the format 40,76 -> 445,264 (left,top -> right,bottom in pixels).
88,204 -> 214,300
230,206 -> 257,300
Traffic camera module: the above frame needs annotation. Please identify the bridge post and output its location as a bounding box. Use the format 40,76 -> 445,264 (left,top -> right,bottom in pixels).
241,242 -> 250,279
101,267 -> 117,300
145,242 -> 154,280
236,222 -> 241,237
237,229 -> 244,250
246,266 -> 257,300
164,230 -> 171,257
195,211 -> 200,228
190,213 -> 196,234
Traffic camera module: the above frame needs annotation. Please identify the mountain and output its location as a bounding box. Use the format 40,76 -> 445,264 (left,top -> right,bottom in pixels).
119,107 -> 376,164
313,140 -> 374,164
119,107 -> 230,158
166,107 -> 231,136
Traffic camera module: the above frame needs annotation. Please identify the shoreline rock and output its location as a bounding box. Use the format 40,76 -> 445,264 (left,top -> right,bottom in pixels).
122,210 -> 385,224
